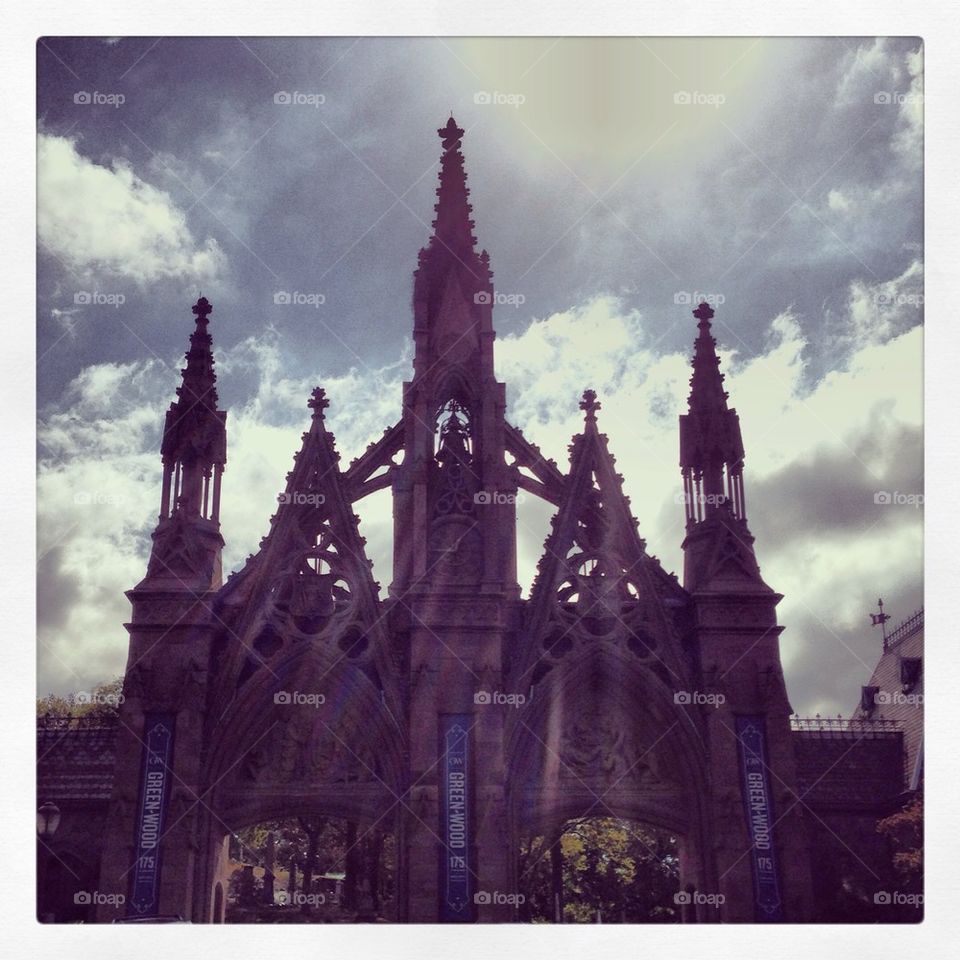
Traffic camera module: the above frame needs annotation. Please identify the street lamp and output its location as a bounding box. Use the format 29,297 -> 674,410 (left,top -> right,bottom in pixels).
37,801 -> 62,923
37,800 -> 61,839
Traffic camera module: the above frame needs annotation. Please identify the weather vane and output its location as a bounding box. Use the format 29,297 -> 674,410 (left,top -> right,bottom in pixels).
870,597 -> 891,647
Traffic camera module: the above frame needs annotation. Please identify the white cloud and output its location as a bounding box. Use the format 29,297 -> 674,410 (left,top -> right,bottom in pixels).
893,45 -> 923,162
839,258 -> 924,348
37,294 -> 922,717
827,189 -> 851,213
37,133 -> 226,285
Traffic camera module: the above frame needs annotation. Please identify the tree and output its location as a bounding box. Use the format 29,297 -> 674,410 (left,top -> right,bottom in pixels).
228,817 -> 395,921
519,817 -> 680,923
877,794 -> 923,882
37,677 -> 124,720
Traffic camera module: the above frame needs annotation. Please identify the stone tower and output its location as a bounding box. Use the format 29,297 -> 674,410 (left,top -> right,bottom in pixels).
393,116 -> 520,921
97,296 -> 227,918
94,119 -> 815,924
678,301 -> 813,920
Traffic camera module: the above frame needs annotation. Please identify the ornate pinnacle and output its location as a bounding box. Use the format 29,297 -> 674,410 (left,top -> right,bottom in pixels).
580,389 -> 601,422
423,116 -> 477,256
308,387 -> 329,417
192,295 -> 212,324
687,301 -> 728,412
693,301 -> 714,324
175,296 -> 219,408
439,116 -> 464,152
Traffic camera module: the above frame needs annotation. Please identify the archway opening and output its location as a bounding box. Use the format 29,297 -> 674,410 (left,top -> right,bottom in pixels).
517,816 -> 680,923
223,816 -> 396,923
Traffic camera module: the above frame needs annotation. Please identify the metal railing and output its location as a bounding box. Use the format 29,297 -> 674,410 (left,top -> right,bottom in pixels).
884,609 -> 923,652
37,713 -> 118,732
790,715 -> 902,738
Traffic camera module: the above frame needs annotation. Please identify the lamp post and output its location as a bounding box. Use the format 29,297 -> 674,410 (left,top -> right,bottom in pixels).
37,801 -> 61,922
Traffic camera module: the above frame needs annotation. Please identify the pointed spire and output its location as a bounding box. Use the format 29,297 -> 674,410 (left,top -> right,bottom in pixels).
679,302 -> 747,529
176,295 -> 219,411
159,296 -> 227,523
428,116 -> 478,257
687,302 -> 728,414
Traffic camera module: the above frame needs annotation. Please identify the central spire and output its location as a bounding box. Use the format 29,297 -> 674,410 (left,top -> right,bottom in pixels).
415,117 -> 491,287
411,117 -> 495,378
429,116 -> 478,256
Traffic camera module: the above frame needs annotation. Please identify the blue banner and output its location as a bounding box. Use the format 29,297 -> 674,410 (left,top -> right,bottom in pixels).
439,714 -> 474,922
735,715 -> 784,922
127,713 -> 176,917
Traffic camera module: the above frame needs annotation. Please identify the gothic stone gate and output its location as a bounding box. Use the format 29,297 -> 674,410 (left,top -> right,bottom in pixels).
95,118 -> 814,923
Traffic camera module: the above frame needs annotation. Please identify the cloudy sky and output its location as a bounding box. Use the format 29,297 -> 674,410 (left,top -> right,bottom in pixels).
36,37 -> 923,715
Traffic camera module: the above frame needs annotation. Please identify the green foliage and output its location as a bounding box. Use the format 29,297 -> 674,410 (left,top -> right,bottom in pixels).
877,793 -> 923,879
227,817 -> 396,922
518,817 -> 680,923
36,677 -> 124,719
234,818 -> 348,875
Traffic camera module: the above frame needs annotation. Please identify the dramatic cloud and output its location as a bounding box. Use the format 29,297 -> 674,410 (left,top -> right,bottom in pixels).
37,132 -> 226,285
36,37 -> 923,394
37,293 -> 922,717
35,36 -> 923,719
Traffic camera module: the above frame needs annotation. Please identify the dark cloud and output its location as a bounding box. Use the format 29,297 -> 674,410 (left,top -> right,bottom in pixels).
36,545 -> 81,634
37,37 -> 922,406
749,412 -> 922,548
36,38 -> 924,716
781,574 -> 924,716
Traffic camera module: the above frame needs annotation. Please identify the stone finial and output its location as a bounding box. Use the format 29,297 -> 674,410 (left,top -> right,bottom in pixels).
308,387 -> 329,417
580,389 -> 601,422
192,296 -> 212,323
693,301 -> 714,323
438,116 -> 464,152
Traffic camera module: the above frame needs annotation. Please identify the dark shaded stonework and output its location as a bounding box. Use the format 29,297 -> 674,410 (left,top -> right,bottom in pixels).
38,119 -> 918,923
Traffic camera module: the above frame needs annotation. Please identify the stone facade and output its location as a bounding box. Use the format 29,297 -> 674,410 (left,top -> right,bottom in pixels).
37,118 -> 918,924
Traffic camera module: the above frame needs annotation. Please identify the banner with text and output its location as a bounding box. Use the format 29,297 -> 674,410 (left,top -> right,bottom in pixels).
127,712 -> 176,917
439,714 -> 474,922
735,715 -> 784,922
